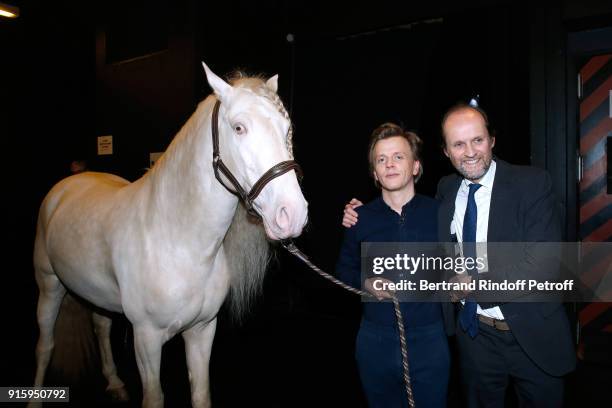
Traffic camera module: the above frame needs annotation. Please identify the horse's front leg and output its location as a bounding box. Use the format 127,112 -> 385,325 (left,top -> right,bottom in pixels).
133,325 -> 165,408
182,318 -> 217,408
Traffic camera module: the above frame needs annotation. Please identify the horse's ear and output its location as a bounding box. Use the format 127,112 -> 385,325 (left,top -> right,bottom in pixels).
202,62 -> 232,100
266,75 -> 279,93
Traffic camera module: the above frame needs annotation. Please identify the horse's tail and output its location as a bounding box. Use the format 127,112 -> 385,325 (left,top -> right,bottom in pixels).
223,203 -> 271,323
47,294 -> 100,386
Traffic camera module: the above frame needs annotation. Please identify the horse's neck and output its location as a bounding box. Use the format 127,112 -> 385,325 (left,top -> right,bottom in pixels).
140,99 -> 237,252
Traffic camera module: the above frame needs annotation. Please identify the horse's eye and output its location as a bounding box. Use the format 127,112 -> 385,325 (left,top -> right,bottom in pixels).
233,123 -> 247,135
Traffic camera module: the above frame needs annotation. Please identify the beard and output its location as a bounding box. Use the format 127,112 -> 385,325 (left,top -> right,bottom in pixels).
457,156 -> 492,181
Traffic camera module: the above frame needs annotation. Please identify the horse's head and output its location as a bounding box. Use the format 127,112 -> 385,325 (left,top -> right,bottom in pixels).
203,62 -> 308,240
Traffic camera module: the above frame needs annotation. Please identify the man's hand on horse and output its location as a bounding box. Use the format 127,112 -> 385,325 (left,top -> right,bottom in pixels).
342,198 -> 363,228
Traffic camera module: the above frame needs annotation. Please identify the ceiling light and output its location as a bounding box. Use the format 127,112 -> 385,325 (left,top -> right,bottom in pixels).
0,2 -> 19,18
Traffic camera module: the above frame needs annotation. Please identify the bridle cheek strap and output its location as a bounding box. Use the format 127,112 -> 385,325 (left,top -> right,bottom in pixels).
211,100 -> 302,219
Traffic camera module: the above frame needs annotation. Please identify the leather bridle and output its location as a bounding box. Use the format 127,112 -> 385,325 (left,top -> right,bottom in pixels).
211,100 -> 302,219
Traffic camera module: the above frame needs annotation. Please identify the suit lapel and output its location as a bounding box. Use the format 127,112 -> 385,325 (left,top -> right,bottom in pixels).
487,159 -> 514,242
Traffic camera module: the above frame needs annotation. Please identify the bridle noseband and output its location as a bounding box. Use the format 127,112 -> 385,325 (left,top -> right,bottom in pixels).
211,100 -> 302,219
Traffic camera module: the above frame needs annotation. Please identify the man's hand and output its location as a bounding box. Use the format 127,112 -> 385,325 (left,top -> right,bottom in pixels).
364,277 -> 395,301
448,273 -> 473,302
342,198 -> 363,228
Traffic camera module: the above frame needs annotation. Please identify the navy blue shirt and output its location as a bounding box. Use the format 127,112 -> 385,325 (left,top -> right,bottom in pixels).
336,194 -> 443,328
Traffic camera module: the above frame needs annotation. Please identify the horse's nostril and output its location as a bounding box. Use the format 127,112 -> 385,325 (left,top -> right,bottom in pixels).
275,206 -> 291,231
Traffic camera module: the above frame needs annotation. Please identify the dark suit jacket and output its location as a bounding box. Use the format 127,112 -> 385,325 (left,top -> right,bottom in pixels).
436,159 -> 576,376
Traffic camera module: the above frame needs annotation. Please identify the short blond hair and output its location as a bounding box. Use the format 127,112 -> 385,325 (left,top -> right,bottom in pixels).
368,123 -> 423,183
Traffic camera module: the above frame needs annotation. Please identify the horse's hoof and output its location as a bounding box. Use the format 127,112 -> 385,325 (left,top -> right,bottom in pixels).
107,385 -> 130,401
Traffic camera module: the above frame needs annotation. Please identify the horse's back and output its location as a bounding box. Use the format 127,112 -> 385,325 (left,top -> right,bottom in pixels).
37,172 -> 130,240
38,171 -> 125,215
39,172 -> 129,218
35,172 -> 132,311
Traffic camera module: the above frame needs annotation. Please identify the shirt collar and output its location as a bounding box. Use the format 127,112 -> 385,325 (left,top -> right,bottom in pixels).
373,194 -> 421,213
462,159 -> 496,190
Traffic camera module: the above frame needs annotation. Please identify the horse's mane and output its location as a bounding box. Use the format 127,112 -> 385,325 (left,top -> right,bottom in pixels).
221,71 -> 294,322
226,71 -> 294,156
223,203 -> 271,323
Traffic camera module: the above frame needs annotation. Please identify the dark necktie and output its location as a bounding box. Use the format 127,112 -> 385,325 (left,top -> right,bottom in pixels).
459,183 -> 482,338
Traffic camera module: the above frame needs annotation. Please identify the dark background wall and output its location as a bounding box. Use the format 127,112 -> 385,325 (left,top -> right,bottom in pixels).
1,0 -> 611,406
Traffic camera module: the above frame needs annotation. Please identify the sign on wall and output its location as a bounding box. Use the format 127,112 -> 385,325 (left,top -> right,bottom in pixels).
97,135 -> 113,155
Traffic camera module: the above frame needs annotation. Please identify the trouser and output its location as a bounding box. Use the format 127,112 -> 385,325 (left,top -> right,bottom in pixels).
456,320 -> 564,408
356,319 -> 450,408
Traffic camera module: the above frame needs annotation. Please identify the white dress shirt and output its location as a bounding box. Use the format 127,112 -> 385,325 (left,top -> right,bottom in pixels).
453,160 -> 504,320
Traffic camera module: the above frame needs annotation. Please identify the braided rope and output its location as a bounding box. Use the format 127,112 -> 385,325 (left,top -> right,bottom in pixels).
281,240 -> 415,407
392,296 -> 415,407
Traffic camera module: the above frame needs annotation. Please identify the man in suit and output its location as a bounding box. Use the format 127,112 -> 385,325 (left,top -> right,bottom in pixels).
342,103 -> 576,407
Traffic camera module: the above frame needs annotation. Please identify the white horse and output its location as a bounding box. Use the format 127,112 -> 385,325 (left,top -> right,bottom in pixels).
31,62 -> 308,408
